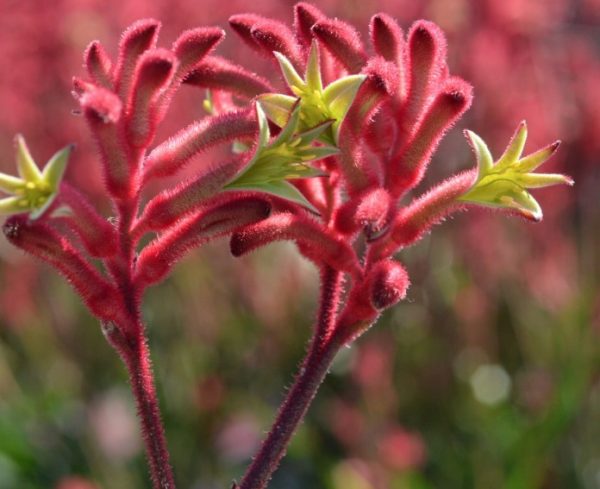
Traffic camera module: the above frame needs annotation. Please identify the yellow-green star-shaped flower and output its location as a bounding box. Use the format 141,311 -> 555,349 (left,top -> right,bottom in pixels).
225,102 -> 339,211
258,41 -> 366,145
0,135 -> 72,219
459,122 -> 573,221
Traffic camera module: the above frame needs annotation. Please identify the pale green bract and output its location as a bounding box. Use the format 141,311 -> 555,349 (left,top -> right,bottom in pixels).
259,41 -> 366,145
225,103 -> 339,212
0,135 -> 72,219
459,122 -> 573,221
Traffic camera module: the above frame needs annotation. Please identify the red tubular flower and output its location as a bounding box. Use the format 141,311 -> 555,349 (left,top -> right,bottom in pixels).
135,196 -> 271,288
78,84 -> 130,199
135,158 -> 250,234
3,216 -> 122,324
171,27 -> 225,81
293,3 -> 326,49
337,57 -> 400,194
369,14 -> 406,73
250,19 -> 303,68
230,212 -> 361,276
113,19 -> 161,99
311,18 -> 368,73
371,169 -> 477,260
1,6 -> 572,489
143,108 -> 256,181
83,41 -> 113,89
397,21 -> 449,137
184,56 -> 274,99
228,14 -> 268,51
125,49 -> 177,149
389,78 -> 473,197
58,184 -> 119,258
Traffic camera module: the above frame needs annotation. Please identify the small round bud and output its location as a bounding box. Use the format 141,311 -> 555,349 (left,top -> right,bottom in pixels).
368,259 -> 409,310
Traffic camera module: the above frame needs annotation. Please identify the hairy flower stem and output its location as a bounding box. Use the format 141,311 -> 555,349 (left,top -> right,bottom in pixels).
108,193 -> 176,489
238,268 -> 344,489
123,318 -> 176,489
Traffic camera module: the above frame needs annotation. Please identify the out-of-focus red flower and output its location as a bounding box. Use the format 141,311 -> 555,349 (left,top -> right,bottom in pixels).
377,427 -> 427,471
55,477 -> 98,489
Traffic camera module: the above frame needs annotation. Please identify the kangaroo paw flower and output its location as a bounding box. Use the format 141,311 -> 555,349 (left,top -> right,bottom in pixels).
459,122 -> 573,221
0,135 -> 72,219
225,102 -> 338,211
259,41 -> 366,144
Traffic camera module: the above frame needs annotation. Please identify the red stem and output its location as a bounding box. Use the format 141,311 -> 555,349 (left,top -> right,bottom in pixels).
122,317 -> 176,489
237,267 -> 344,489
106,193 -> 176,489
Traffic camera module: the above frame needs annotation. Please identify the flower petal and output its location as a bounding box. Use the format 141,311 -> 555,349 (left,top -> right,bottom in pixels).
304,41 -> 323,92
0,196 -> 27,215
517,141 -> 560,173
496,120 -> 527,168
274,51 -> 305,91
258,93 -> 296,128
15,135 -> 43,182
42,144 -> 73,190
0,173 -> 25,195
464,130 -> 493,179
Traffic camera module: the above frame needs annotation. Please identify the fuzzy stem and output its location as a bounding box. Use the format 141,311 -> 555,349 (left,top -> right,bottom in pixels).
107,193 -> 176,488
122,317 -> 176,489
237,268 -> 344,489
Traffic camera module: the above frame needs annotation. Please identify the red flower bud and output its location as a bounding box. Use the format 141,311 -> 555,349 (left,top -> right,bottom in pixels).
125,49 -> 177,149
172,27 -> 225,80
3,216 -> 122,323
135,158 -> 249,234
185,56 -> 273,99
336,187 -> 393,239
390,77 -> 473,197
58,184 -> 118,258
135,196 -> 271,287
367,259 -> 409,310
143,108 -> 256,182
312,18 -> 367,73
83,41 -> 113,89
294,3 -> 326,48
114,19 -> 160,99
230,212 -> 361,275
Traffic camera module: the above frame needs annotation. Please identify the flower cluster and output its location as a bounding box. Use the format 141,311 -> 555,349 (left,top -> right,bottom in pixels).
0,4 -> 572,489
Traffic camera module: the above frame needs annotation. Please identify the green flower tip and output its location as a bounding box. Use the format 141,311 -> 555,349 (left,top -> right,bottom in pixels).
459,121 -> 573,222
0,135 -> 73,220
225,101 -> 339,212
259,41 -> 366,145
